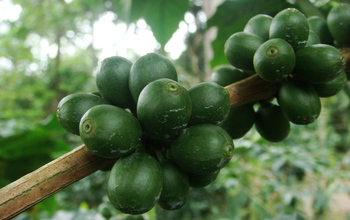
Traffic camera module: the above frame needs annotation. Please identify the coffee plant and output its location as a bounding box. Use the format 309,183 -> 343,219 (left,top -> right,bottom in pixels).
56,5 -> 349,216
217,6 -> 348,142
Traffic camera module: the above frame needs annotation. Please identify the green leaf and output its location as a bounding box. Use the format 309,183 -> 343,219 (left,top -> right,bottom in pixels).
0,115 -> 70,160
0,129 -> 54,159
0,115 -> 72,186
113,0 -> 148,23
114,0 -> 189,48
207,0 -> 293,68
36,195 -> 59,217
312,189 -> 329,213
143,0 -> 189,47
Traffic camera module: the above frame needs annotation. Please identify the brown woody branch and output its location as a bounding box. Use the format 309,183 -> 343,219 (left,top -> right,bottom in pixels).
0,145 -> 117,220
225,74 -> 282,108
0,74 -> 279,220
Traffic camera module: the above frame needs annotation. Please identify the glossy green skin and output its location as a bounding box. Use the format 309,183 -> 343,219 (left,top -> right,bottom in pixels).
306,30 -> 321,46
269,8 -> 309,51
255,103 -> 290,142
224,32 -> 264,71
254,38 -> 296,82
96,56 -> 135,110
220,104 -> 255,139
307,16 -> 333,45
293,44 -> 345,83
188,82 -> 231,126
327,4 -> 350,47
158,160 -> 189,210
80,105 -> 142,158
211,65 -> 249,87
312,71 -> 346,97
187,170 -> 220,188
244,14 -> 273,41
107,152 -> 163,215
129,53 -> 178,103
170,124 -> 234,174
56,93 -> 109,135
137,78 -> 192,140
277,81 -> 321,125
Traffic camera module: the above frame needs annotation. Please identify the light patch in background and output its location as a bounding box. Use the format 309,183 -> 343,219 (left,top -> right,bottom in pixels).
184,12 -> 197,33
0,1 -> 190,63
0,0 -> 22,22
165,21 -> 188,59
0,57 -> 13,72
93,12 -> 189,61
93,12 -> 160,60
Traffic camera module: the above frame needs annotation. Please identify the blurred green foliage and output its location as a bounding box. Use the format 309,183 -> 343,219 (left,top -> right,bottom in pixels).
1,0 -> 350,219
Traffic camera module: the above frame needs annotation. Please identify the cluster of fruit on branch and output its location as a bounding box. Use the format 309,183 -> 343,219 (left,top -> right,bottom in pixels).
57,51 -> 234,215
214,5 -> 349,142
56,4 -> 349,216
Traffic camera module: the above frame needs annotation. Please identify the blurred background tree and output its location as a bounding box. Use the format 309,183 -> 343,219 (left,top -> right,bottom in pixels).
1,0 -> 350,219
